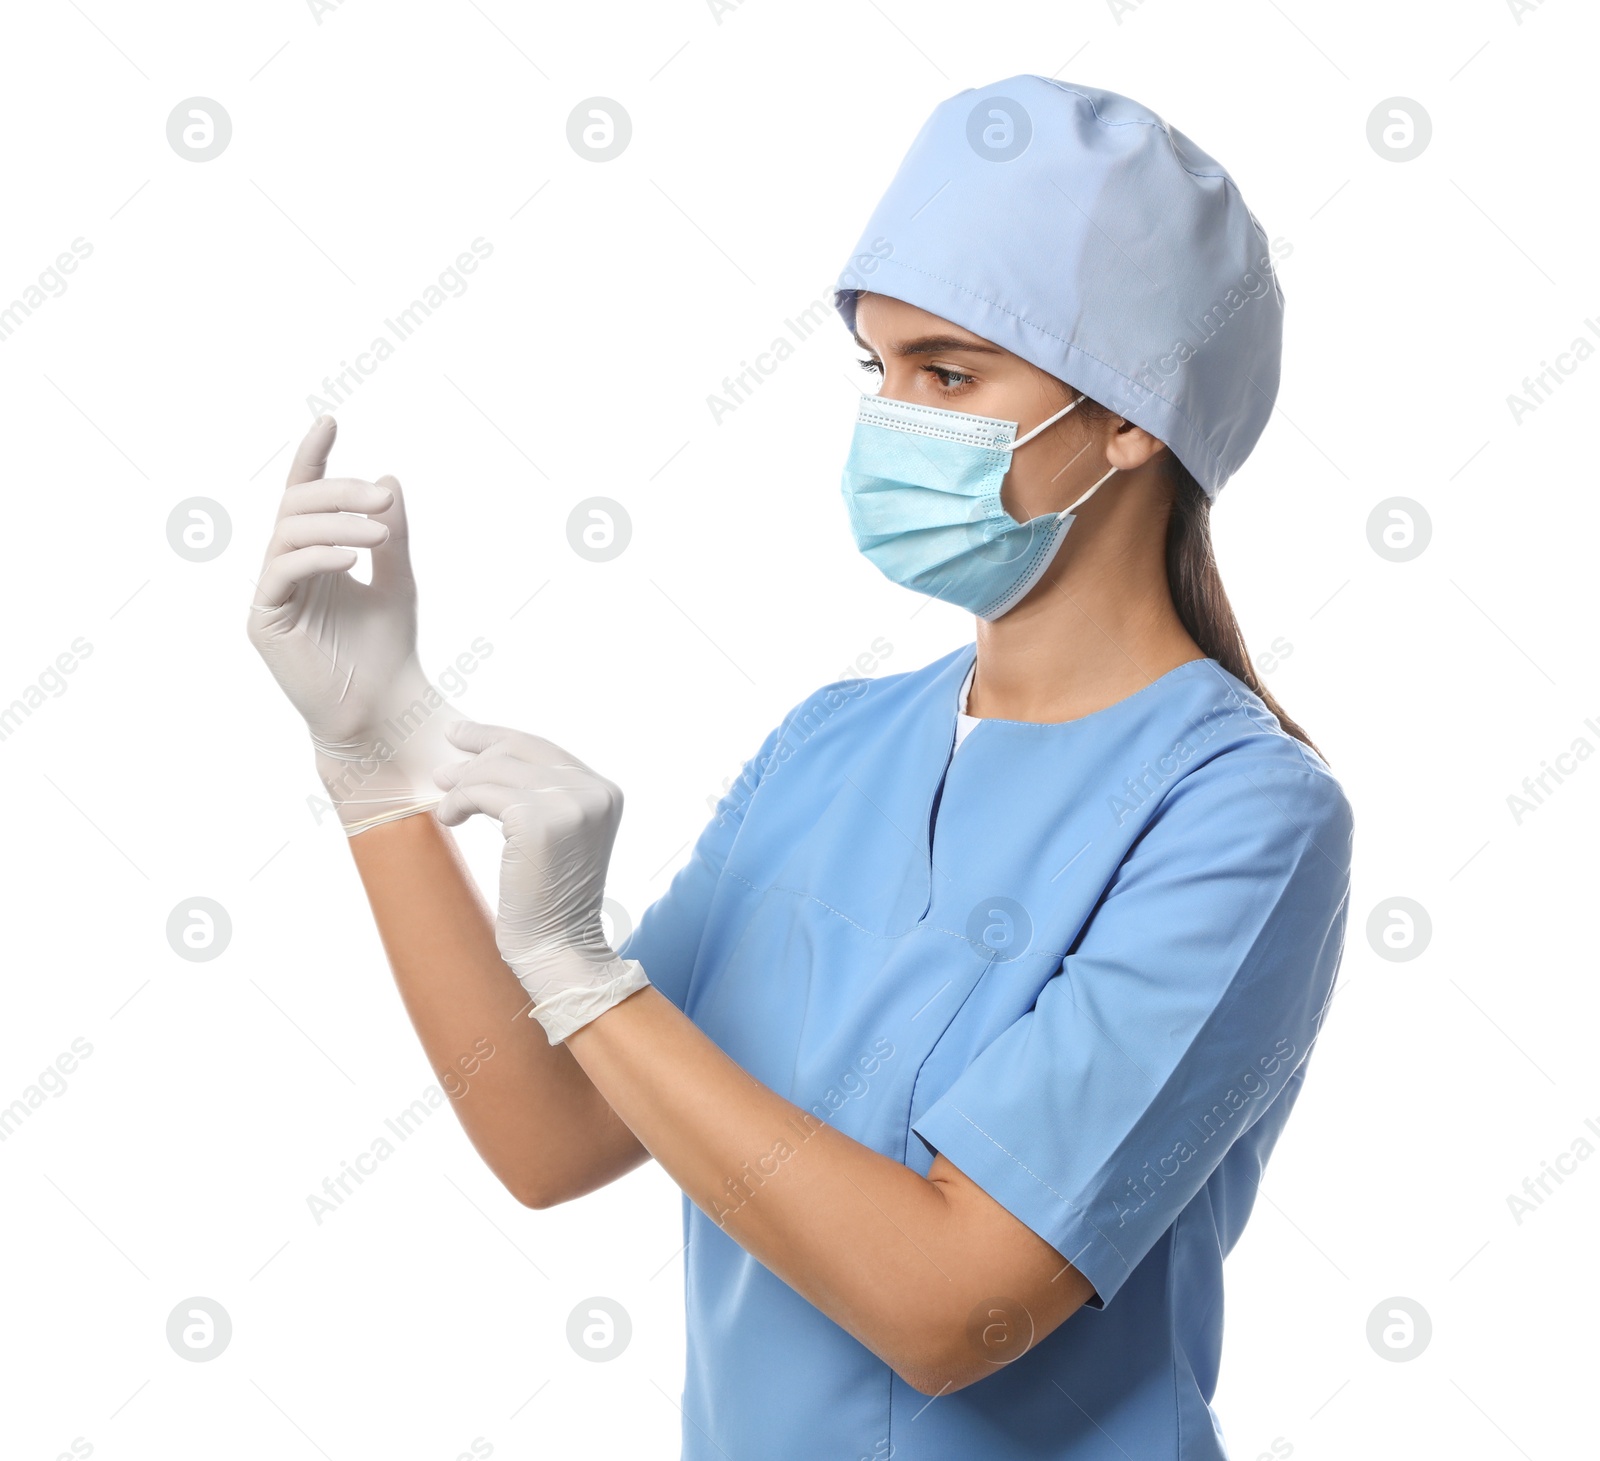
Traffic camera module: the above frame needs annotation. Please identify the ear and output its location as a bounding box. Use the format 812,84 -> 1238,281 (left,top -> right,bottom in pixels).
1103,420 -> 1169,473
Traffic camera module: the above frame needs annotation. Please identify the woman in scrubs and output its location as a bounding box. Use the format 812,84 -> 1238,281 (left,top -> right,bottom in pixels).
248,77 -> 1352,1460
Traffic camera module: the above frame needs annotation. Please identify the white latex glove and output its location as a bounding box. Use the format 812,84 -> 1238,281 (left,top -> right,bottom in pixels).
433,720 -> 651,1044
246,416 -> 452,835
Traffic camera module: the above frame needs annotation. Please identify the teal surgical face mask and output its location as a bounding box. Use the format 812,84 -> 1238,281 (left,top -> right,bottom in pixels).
840,392 -> 1118,621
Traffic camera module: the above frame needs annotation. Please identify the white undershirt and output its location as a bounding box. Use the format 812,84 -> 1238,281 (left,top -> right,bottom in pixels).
953,661 -> 980,754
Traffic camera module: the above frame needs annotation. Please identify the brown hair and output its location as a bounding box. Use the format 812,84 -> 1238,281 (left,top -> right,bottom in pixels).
1081,397 -> 1322,760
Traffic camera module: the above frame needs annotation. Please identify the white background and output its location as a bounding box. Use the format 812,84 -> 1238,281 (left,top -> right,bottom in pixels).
0,1 -> 1592,1457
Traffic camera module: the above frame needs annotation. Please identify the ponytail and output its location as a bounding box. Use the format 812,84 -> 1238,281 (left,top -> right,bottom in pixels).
1062,388 -> 1321,759
1163,458 -> 1323,760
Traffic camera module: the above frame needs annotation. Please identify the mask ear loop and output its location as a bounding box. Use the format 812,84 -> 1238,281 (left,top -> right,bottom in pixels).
1003,392 -> 1121,517
1061,464 -> 1118,517
1006,392 -> 1085,451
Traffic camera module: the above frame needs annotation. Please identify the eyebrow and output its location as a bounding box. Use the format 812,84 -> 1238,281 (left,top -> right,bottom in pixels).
852,330 -> 1005,358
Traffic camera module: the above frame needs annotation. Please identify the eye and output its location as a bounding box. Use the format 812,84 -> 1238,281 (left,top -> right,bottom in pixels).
924,365 -> 975,389
856,356 -> 883,376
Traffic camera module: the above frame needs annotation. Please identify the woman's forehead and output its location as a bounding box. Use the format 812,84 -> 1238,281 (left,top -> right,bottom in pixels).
854,292 -> 1009,356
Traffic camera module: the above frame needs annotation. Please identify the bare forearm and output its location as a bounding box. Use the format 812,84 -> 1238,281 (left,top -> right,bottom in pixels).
346,810 -> 647,1205
564,984 -> 1061,1389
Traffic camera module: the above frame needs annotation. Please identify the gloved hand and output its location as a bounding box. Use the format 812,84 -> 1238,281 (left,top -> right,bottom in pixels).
432,720 -> 651,1044
246,416 -> 452,836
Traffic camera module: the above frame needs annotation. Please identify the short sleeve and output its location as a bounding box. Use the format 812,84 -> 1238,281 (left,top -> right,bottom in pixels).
614,718 -> 787,1012
910,759 -> 1354,1310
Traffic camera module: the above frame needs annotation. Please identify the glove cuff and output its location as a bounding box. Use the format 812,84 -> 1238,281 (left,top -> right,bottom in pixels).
528,957 -> 652,1045
341,799 -> 444,837
312,670 -> 456,836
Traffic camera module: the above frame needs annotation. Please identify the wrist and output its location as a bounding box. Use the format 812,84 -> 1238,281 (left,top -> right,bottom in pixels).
313,740 -> 448,834
311,669 -> 457,835
517,951 -> 652,1045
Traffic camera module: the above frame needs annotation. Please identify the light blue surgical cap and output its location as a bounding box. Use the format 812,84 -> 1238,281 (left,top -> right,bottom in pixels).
832,76 -> 1284,499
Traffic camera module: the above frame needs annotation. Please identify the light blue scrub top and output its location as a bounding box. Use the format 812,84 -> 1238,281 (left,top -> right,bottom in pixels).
617,643 -> 1354,1461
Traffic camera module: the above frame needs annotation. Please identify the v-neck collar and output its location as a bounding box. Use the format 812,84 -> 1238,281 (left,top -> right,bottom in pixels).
946,642 -> 1222,732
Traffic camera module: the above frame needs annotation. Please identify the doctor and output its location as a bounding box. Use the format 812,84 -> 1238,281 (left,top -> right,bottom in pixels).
248,77 -> 1353,1461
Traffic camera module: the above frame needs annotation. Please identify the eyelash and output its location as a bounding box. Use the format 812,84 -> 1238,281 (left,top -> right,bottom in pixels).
857,358 -> 976,390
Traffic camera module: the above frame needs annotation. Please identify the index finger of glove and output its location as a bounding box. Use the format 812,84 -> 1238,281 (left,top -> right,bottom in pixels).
435,776 -> 564,829
287,416 -> 337,487
435,750 -> 596,798
445,719 -> 597,774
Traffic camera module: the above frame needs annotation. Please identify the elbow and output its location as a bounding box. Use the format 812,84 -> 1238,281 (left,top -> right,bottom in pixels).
890,1332 -> 991,1398
507,1158 -> 634,1209
895,1357 -> 986,1398
500,1168 -> 566,1211
893,1294 -> 1074,1395
510,1176 -> 574,1210
894,1362 -> 947,1398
